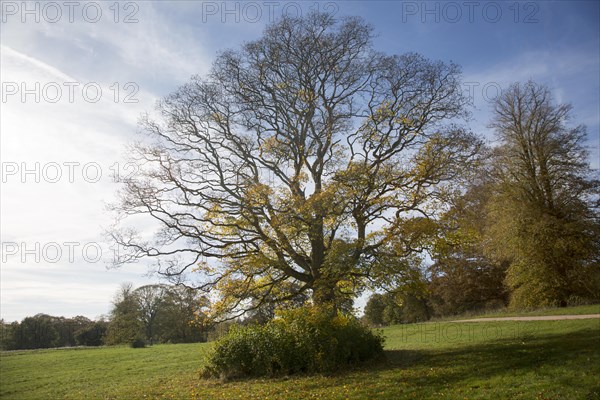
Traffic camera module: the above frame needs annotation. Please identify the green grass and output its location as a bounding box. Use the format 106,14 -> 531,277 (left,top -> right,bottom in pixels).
430,303 -> 600,322
2,318 -> 599,399
0,343 -> 209,399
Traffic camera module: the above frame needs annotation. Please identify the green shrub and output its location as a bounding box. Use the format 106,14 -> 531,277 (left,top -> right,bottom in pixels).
203,306 -> 384,379
130,338 -> 146,348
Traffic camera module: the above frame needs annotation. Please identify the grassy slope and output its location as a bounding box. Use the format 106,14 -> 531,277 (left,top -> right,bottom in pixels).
439,304 -> 600,320
1,313 -> 599,399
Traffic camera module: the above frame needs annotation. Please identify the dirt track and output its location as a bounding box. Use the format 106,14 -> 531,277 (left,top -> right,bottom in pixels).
452,314 -> 600,322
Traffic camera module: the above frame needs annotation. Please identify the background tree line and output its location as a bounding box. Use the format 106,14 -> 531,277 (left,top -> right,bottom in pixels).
0,283 -> 210,350
0,314 -> 108,350
363,81 -> 600,326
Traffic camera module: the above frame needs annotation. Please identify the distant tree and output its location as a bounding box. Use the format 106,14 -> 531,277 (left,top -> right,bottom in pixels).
105,283 -> 144,345
381,295 -> 403,325
52,316 -> 93,347
104,282 -> 210,345
12,314 -> 59,349
155,285 -> 210,343
428,178 -> 509,316
109,11 -> 481,318
134,284 -> 169,345
0,315 -> 119,349
363,293 -> 386,326
364,289 -> 429,326
0,319 -> 18,350
75,320 -> 108,346
487,81 -> 600,308
396,292 -> 430,323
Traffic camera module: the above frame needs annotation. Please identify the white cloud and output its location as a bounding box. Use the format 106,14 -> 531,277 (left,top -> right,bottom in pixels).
0,44 -> 161,321
0,2 -> 227,322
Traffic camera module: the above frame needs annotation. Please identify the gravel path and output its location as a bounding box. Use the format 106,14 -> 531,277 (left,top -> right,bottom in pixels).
452,314 -> 600,322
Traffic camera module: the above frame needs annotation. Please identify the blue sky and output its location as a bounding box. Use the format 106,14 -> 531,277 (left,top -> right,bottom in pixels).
1,1 -> 598,322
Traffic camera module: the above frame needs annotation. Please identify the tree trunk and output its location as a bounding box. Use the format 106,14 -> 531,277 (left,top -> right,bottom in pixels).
312,280 -> 338,314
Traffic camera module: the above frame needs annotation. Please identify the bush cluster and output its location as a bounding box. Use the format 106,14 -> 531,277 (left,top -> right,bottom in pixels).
130,338 -> 146,348
203,306 -> 384,379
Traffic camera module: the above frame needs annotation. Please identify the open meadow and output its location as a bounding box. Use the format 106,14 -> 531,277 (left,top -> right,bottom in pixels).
1,306 -> 599,400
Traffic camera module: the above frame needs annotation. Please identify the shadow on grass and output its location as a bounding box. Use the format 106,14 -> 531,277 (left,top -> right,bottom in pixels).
314,326 -> 600,396
391,326 -> 597,369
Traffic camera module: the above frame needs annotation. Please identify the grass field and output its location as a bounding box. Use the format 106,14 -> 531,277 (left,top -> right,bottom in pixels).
432,304 -> 600,321
1,308 -> 599,399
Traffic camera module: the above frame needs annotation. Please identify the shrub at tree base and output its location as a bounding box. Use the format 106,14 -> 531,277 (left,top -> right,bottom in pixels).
130,338 -> 146,348
203,306 -> 384,379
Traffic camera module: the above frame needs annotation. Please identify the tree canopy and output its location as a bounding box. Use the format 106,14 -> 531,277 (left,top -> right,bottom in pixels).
485,81 -> 600,308
109,12 -> 480,319
428,176 -> 509,315
105,283 -> 209,345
